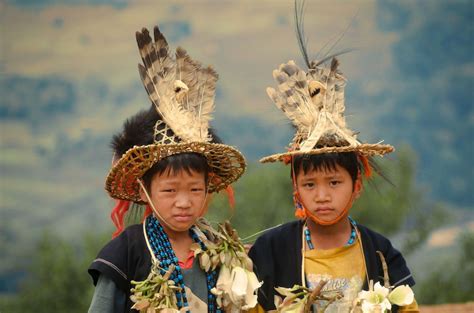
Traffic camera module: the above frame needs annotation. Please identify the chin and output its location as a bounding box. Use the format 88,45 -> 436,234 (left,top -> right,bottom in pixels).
309,213 -> 337,225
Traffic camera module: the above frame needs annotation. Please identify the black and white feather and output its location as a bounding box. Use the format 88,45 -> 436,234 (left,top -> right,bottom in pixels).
135,26 -> 218,143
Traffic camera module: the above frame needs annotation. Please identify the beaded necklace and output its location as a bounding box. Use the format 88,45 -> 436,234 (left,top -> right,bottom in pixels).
145,215 -> 222,313
304,216 -> 357,250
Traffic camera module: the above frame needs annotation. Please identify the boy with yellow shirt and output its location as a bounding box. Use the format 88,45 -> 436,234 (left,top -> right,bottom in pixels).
248,5 -> 419,312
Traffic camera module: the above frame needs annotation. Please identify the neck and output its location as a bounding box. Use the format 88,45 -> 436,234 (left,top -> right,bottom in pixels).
157,216 -> 194,262
306,216 -> 352,249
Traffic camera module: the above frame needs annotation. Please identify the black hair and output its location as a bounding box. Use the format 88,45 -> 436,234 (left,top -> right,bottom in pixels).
142,153 -> 210,193
292,152 -> 360,185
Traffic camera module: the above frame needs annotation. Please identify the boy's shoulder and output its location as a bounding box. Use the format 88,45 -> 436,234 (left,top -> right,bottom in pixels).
92,223 -> 147,268
357,224 -> 415,287
88,223 -> 151,291
249,220 -> 303,280
120,223 -> 145,239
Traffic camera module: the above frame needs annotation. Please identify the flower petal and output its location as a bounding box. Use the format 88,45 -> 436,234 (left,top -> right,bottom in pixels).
373,282 -> 389,298
242,270 -> 262,309
381,298 -> 392,311
216,265 -> 232,293
230,266 -> 248,300
388,285 -> 415,306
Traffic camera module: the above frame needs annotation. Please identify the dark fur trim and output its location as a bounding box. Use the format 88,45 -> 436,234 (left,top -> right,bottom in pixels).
111,106 -> 222,157
111,106 -> 157,157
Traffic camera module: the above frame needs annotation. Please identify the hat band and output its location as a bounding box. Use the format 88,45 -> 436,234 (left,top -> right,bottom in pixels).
154,120 -> 180,145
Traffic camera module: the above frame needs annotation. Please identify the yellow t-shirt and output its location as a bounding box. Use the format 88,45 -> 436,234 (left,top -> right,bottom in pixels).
304,240 -> 365,312
303,240 -> 419,313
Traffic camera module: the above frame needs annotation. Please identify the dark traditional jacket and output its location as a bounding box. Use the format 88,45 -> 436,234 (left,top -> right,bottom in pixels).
248,220 -> 415,312
88,224 -> 152,312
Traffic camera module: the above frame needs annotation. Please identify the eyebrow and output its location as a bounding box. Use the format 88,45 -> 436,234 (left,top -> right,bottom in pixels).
157,179 -> 205,186
300,173 -> 343,180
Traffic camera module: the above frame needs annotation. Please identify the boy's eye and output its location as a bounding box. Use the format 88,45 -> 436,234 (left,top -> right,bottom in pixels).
161,189 -> 176,193
303,182 -> 315,188
191,188 -> 204,192
329,180 -> 341,186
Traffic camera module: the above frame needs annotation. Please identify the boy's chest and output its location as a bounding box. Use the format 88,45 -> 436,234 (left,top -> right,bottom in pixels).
304,243 -> 366,312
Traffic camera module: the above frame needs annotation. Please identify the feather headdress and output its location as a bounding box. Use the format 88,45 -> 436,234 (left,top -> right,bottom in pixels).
260,2 -> 393,163
136,27 -> 218,144
106,26 -> 246,202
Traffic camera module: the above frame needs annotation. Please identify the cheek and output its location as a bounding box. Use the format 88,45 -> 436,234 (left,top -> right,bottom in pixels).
192,193 -> 207,204
297,188 -> 313,203
340,185 -> 354,201
151,195 -> 173,211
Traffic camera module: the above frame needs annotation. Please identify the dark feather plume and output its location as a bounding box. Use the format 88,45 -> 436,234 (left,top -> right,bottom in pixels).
313,48 -> 354,67
330,57 -> 339,73
294,0 -> 311,69
294,0 -> 356,69
111,106 -> 158,157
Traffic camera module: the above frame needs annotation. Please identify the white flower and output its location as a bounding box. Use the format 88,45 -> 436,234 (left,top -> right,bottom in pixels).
274,286 -> 309,313
213,265 -> 262,311
388,285 -> 414,306
214,264 -> 232,297
242,268 -> 262,309
357,282 -> 391,313
230,266 -> 248,302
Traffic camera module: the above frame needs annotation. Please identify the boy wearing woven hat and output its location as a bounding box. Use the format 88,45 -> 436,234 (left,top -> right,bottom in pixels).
88,26 -> 260,313
248,8 -> 418,313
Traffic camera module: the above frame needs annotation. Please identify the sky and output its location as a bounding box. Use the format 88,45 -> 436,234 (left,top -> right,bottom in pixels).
0,0 -> 473,291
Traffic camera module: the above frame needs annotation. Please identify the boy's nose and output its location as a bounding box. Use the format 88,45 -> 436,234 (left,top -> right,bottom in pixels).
314,187 -> 330,202
175,193 -> 192,208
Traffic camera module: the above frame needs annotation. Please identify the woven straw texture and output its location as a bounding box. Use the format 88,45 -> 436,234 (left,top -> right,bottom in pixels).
260,143 -> 394,163
106,142 -> 246,203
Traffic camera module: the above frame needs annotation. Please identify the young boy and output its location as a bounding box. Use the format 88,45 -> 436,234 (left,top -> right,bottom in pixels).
88,26 -> 259,313
248,24 -> 419,313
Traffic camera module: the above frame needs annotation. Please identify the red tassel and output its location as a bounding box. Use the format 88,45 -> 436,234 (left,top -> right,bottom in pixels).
293,191 -> 307,219
359,155 -> 372,178
282,155 -> 292,165
225,185 -> 235,209
295,208 -> 307,219
141,205 -> 153,223
111,200 -> 131,238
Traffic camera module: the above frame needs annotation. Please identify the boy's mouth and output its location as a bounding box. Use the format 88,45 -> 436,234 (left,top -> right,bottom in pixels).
315,207 -> 334,214
173,214 -> 194,222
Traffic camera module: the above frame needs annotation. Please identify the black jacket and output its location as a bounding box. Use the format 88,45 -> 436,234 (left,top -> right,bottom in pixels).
248,220 -> 415,312
88,224 -> 152,312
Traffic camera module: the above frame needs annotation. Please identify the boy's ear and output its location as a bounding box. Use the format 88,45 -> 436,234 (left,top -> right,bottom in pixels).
354,178 -> 363,199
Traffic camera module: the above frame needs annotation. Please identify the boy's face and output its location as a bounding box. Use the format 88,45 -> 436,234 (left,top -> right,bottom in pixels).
296,163 -> 355,225
144,168 -> 207,233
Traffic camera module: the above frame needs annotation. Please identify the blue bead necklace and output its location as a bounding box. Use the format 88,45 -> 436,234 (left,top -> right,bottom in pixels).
304,216 -> 357,250
145,215 -> 222,313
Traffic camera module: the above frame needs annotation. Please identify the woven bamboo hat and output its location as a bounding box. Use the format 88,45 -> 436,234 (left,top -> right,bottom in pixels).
106,26 -> 246,202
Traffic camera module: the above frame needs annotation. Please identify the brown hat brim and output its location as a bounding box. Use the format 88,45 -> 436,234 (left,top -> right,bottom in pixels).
106,142 -> 246,203
260,143 -> 394,163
